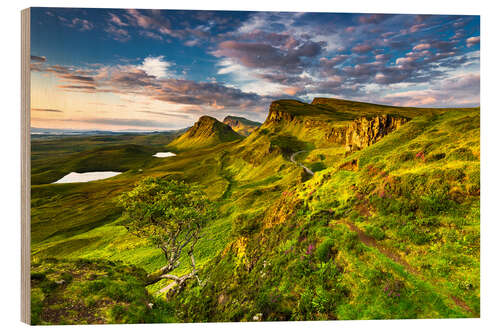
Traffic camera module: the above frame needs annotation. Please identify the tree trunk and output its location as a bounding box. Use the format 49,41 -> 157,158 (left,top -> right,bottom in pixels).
145,270 -> 166,286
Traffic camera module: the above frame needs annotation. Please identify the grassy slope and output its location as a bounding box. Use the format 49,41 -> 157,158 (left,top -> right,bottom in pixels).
30,98 -> 480,322
173,106 -> 480,321
31,258 -> 176,325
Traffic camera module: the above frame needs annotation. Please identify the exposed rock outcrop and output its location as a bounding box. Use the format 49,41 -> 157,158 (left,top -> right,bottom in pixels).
264,101 -> 298,125
256,100 -> 409,158
344,115 -> 408,152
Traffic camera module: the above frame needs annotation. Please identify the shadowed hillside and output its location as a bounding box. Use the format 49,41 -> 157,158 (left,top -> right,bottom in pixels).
223,115 -> 261,136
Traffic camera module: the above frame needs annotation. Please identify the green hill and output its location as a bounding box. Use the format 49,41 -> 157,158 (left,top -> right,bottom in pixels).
168,115 -> 243,151
174,104 -> 480,321
223,115 -> 261,136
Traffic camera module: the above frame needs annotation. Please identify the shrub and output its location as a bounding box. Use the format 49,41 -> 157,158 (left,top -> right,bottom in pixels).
428,152 -> 446,162
231,211 -> 263,237
310,162 -> 327,172
59,272 -> 73,283
365,225 -> 385,240
449,147 -> 477,161
420,191 -> 454,215
397,151 -> 414,163
316,239 -> 336,262
31,272 -> 46,281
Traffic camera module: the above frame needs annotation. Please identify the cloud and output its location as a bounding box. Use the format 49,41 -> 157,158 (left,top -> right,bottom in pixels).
86,118 -> 173,128
109,13 -> 128,27
413,43 -> 431,51
57,85 -> 96,92
214,39 -> 324,73
320,55 -> 349,67
139,30 -> 163,41
60,74 -> 95,83
466,36 -> 480,47
184,39 -> 199,47
124,9 -> 180,38
31,55 -> 46,62
105,25 -> 130,42
409,23 -> 427,33
137,56 -> 172,78
380,73 -> 479,107
62,17 -> 94,31
138,110 -> 193,119
151,79 -> 263,109
374,54 -> 391,62
358,14 -> 394,24
352,43 -> 373,53
36,60 -> 266,113
31,108 -> 63,113
430,40 -> 458,53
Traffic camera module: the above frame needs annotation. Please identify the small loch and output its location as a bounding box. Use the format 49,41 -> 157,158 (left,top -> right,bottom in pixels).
153,152 -> 176,158
53,171 -> 122,184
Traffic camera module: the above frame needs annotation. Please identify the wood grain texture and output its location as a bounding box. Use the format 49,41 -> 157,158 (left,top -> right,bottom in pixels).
21,7 -> 31,325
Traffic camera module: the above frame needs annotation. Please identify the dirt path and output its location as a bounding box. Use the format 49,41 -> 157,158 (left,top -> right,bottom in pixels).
220,152 -> 236,200
290,150 -> 314,176
339,219 -> 477,316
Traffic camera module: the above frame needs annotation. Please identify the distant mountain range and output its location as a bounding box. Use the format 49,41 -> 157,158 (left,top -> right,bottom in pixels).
31,127 -> 188,136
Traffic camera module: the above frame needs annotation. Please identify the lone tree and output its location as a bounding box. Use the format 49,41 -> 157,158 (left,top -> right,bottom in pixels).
118,177 -> 216,289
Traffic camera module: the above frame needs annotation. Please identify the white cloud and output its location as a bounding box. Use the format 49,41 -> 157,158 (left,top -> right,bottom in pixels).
137,56 -> 172,79
216,59 -> 289,96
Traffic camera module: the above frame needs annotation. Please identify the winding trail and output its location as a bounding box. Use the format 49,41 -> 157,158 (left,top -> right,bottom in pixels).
290,150 -> 314,176
337,219 -> 478,317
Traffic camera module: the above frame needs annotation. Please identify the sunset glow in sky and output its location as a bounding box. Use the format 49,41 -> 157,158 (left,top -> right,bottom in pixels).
30,8 -> 480,131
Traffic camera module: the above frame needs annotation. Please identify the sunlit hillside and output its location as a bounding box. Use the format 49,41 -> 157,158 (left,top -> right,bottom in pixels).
30,98 -> 480,323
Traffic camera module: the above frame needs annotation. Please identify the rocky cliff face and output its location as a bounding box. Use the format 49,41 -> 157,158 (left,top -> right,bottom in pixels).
263,101 -> 408,152
343,115 -> 408,152
264,101 -> 297,125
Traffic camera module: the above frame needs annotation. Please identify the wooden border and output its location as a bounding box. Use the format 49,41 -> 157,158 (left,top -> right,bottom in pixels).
21,7 -> 31,325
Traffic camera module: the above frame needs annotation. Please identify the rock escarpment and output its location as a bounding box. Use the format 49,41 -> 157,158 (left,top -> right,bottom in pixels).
343,115 -> 408,152
263,100 -> 409,152
264,101 -> 298,125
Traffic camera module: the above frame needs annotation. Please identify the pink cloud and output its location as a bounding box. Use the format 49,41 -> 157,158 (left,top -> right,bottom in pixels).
109,13 -> 128,27
352,43 -> 373,53
409,23 -> 426,33
413,43 -> 431,51
466,36 -> 480,47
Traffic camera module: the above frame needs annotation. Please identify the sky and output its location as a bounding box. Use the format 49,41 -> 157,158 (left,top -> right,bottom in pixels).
30,7 -> 480,131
